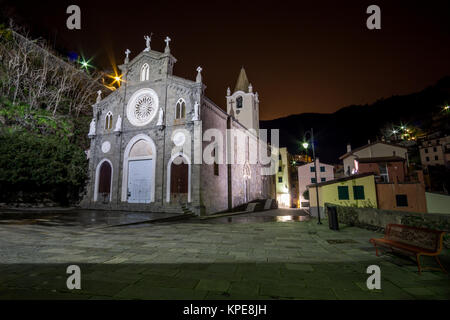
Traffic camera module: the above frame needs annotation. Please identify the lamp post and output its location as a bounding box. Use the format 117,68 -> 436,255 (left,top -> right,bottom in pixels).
302,128 -> 322,224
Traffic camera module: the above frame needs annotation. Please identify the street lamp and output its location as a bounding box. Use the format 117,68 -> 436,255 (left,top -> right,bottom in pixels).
302,128 -> 322,225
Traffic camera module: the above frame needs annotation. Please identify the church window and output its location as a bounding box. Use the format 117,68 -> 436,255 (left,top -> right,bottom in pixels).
140,63 -> 150,81
176,99 -> 186,119
105,112 -> 113,131
236,96 -> 243,108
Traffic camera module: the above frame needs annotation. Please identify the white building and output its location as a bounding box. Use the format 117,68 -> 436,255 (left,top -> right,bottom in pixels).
298,159 -> 334,208
340,141 -> 408,176
419,135 -> 450,167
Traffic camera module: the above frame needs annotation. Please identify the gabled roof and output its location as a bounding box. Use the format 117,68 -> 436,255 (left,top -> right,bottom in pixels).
307,173 -> 375,188
339,141 -> 408,160
356,156 -> 406,163
234,67 -> 250,93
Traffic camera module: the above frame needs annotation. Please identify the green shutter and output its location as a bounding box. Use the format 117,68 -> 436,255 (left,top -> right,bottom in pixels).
353,186 -> 365,200
338,186 -> 349,200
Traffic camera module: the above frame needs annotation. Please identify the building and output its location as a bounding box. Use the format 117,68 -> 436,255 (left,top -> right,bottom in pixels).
355,155 -> 427,213
82,37 -> 274,215
308,173 -> 378,218
356,156 -> 407,183
419,135 -> 450,167
308,153 -> 428,216
276,147 -> 291,207
298,159 -> 334,208
340,141 -> 408,176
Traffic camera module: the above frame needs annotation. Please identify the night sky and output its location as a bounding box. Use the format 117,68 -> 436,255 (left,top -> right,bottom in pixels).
2,0 -> 450,120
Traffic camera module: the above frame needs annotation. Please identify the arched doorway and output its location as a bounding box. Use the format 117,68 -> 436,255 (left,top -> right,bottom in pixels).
122,135 -> 156,203
96,160 -> 112,203
170,156 -> 188,203
166,153 -> 191,203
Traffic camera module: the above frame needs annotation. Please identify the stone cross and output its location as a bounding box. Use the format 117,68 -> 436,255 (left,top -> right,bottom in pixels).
164,36 -> 171,53
124,49 -> 131,63
196,66 -> 202,83
164,36 -> 171,47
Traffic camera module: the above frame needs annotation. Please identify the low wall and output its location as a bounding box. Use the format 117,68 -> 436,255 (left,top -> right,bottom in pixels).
426,192 -> 450,214
325,203 -> 450,248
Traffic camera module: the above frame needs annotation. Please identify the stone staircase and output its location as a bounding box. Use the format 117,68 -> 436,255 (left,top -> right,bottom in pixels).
162,202 -> 195,215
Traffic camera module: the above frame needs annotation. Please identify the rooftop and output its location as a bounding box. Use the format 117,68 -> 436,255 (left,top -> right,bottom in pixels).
339,141 -> 408,160
356,156 -> 406,163
307,172 -> 375,188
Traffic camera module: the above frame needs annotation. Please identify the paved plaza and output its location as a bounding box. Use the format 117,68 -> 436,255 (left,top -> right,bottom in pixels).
0,209 -> 448,300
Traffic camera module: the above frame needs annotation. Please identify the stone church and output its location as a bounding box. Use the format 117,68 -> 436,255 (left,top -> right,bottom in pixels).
81,36 -> 275,215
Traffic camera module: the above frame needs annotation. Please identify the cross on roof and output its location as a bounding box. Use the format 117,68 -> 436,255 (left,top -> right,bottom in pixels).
164,36 -> 171,47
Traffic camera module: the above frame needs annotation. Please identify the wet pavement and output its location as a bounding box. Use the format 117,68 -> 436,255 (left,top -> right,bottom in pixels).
0,208 -> 180,228
195,209 -> 310,224
0,208 -> 448,300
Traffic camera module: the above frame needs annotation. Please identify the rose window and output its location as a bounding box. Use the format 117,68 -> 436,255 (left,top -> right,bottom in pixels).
126,88 -> 159,127
134,95 -> 154,122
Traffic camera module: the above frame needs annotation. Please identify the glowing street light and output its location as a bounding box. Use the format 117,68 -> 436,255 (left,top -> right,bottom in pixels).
78,56 -> 93,72
303,128 -> 322,225
106,72 -> 124,88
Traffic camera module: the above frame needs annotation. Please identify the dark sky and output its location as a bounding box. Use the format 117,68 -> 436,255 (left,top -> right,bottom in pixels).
2,0 -> 450,120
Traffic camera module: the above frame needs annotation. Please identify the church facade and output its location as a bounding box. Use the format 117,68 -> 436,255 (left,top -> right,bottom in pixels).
81,37 -> 275,215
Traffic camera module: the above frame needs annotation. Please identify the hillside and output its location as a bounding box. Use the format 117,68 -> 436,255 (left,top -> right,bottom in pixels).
261,77 -> 450,164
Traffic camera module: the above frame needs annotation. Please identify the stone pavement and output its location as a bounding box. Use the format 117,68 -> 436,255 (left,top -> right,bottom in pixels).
0,208 -> 448,300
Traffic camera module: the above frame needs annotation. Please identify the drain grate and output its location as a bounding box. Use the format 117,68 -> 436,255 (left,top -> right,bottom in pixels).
326,239 -> 357,244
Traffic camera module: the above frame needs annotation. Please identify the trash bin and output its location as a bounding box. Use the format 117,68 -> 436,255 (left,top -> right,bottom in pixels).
327,206 -> 339,231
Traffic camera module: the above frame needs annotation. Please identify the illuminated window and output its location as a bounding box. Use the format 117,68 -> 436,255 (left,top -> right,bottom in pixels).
236,96 -> 243,109
140,63 -> 150,81
105,111 -> 113,131
175,99 -> 186,119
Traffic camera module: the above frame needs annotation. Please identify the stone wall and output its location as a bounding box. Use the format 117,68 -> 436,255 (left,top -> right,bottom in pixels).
325,203 -> 450,248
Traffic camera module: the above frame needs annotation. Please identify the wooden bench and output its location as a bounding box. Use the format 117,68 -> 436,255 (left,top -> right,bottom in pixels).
370,224 -> 447,274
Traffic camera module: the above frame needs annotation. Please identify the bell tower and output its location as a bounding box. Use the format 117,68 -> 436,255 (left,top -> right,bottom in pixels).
226,67 -> 260,135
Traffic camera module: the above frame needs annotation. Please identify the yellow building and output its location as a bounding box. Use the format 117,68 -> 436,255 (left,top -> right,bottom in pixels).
308,173 -> 377,218
276,147 -> 291,207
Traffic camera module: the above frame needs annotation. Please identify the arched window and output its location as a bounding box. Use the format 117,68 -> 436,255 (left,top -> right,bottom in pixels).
105,112 -> 113,131
140,63 -> 150,81
175,99 -> 186,119
236,96 -> 243,109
